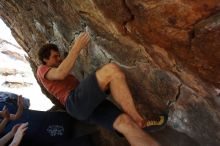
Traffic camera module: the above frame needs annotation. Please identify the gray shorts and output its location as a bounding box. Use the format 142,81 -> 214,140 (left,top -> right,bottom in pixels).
65,73 -> 122,132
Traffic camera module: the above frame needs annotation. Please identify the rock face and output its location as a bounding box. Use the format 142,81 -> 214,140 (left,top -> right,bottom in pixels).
0,0 -> 220,145
0,38 -> 32,88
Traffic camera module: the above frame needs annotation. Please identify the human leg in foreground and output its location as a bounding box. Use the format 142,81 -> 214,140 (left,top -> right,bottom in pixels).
113,114 -> 159,146
95,63 -> 160,145
89,100 -> 160,146
96,63 -> 144,127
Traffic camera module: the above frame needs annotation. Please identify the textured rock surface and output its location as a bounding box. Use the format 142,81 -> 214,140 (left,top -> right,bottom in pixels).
0,38 -> 32,88
0,0 -> 220,145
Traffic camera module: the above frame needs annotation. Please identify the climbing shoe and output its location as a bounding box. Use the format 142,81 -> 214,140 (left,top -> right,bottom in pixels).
143,112 -> 168,132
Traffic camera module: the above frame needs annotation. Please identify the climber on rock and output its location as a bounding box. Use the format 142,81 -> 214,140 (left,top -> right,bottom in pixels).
37,32 -> 168,146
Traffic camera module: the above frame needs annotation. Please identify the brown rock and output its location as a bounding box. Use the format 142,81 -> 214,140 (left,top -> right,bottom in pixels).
0,0 -> 220,145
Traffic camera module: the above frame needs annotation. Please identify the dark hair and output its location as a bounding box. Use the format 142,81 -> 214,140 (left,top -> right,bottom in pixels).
38,44 -> 59,64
